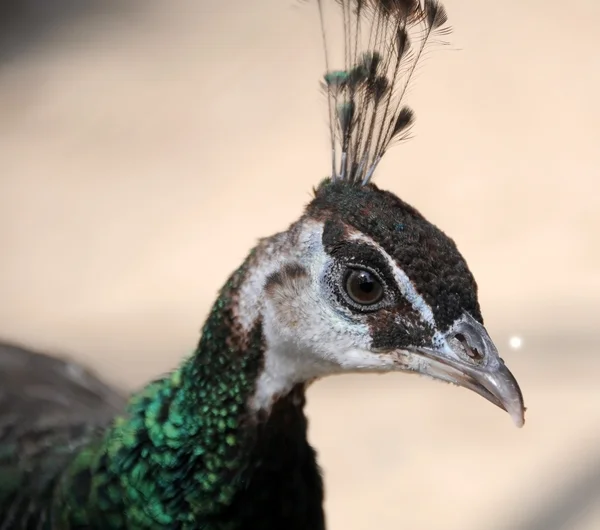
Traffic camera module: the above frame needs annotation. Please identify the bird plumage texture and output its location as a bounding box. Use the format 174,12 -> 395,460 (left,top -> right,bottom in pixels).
0,342 -> 126,529
0,0 -> 525,528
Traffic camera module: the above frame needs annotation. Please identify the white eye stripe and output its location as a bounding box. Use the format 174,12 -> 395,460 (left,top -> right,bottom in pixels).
347,231 -> 438,331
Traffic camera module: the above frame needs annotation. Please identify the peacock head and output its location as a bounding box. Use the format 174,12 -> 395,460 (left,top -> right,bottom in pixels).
253,179 -> 524,427
243,0 -> 524,427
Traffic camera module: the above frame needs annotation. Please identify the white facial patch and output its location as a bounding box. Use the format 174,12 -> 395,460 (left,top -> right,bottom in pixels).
236,231 -> 291,333
247,221 -> 395,412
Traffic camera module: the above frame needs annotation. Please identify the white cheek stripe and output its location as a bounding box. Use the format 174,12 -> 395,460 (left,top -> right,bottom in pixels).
347,231 -> 438,332
237,220 -> 326,334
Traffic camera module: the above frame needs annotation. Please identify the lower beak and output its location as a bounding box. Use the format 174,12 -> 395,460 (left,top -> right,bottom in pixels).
402,314 -> 526,427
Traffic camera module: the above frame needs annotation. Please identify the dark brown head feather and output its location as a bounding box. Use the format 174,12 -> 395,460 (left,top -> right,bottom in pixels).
307,180 -> 481,330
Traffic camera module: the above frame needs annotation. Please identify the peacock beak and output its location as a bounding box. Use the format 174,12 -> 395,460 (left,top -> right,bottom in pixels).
404,313 -> 526,427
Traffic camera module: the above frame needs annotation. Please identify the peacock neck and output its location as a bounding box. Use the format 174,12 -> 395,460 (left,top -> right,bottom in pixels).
54,249 -> 318,529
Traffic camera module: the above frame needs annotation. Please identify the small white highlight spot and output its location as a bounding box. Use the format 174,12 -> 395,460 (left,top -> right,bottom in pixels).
509,336 -> 523,350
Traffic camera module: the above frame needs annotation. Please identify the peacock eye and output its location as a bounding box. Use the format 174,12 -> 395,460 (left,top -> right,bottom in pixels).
344,268 -> 384,306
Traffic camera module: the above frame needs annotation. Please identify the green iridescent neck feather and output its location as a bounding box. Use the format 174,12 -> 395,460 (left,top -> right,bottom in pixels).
53,260 -> 267,528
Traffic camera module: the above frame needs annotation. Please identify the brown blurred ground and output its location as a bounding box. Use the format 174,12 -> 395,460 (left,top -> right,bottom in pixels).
1,1 -> 600,529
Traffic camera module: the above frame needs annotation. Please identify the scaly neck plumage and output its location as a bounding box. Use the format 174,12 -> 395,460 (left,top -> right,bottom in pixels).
53,251 -> 297,528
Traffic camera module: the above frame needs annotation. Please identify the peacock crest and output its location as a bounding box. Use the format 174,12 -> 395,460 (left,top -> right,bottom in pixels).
315,0 -> 451,185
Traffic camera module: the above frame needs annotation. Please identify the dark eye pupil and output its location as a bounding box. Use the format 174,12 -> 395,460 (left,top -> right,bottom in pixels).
345,269 -> 384,306
356,272 -> 374,292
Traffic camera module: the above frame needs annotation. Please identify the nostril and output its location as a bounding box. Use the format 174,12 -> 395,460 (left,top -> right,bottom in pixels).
454,333 -> 484,362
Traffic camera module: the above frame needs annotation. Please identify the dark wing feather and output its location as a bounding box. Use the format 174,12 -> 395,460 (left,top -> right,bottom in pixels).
0,341 -> 126,529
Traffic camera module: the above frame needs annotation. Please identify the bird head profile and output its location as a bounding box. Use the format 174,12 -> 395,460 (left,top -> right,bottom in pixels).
237,0 -> 525,426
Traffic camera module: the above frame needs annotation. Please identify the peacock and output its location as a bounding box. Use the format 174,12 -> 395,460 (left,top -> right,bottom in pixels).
0,0 -> 526,528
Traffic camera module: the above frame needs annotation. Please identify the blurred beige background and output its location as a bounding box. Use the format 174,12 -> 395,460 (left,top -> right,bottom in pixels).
1,0 -> 599,528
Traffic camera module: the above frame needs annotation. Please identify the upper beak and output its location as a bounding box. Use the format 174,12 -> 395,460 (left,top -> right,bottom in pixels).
402,313 -> 526,427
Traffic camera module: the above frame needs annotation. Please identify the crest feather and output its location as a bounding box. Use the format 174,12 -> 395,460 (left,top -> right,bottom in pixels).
315,0 -> 451,185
